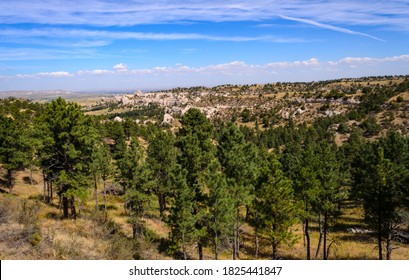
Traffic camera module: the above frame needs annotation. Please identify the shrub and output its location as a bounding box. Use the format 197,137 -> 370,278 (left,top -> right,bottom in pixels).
397,96 -> 404,103
360,116 -> 381,136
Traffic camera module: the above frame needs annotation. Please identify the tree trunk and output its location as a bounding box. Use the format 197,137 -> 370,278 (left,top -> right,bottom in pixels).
245,205 -> 250,222
70,198 -> 77,220
305,218 -> 311,260
198,241 -> 203,260
377,187 -> 383,260
42,172 -> 47,202
232,223 -> 236,260
49,180 -> 53,202
158,192 -> 166,219
214,231 -> 219,260
62,196 -> 69,219
378,218 -> 383,260
255,226 -> 259,259
272,240 -> 278,260
6,169 -> 13,193
182,232 -> 187,260
323,212 -> 328,260
103,179 -> 107,212
386,230 -> 392,260
233,207 -> 240,259
94,174 -> 98,211
315,214 -> 323,259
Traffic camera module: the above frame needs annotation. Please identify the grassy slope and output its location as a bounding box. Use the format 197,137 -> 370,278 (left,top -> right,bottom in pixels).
1,169 -> 409,260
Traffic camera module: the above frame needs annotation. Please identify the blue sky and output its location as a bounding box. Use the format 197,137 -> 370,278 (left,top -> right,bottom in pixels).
0,0 -> 409,91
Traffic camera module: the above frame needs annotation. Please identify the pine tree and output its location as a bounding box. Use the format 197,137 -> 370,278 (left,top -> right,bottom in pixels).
0,115 -> 25,193
353,133 -> 409,260
90,142 -> 115,212
217,123 -> 258,259
255,152 -> 298,259
314,142 -> 345,260
207,159 -> 234,260
147,129 -> 178,218
281,142 -> 320,260
36,97 -> 98,219
119,138 -> 152,237
177,108 -> 215,259
167,165 -> 197,260
118,139 -> 146,192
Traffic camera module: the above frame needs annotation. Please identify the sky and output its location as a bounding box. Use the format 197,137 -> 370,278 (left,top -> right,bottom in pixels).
0,0 -> 409,91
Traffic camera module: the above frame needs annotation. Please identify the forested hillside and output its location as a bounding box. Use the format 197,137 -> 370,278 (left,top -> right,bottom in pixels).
1,76 -> 409,260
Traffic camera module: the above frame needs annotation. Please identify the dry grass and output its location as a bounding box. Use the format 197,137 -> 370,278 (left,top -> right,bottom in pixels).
2,166 -> 409,260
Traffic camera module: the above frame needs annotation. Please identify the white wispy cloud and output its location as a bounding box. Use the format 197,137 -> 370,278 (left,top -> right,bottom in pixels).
15,71 -> 73,79
0,47 -> 103,61
278,15 -> 386,42
0,27 -> 303,43
0,0 -> 408,31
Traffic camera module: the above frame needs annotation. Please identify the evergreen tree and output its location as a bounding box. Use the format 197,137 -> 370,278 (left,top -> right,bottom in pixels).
177,108 -> 215,260
37,97 -> 98,218
147,129 -> 178,218
281,142 -> 319,260
217,122 -> 258,259
117,138 -> 152,237
314,142 -> 345,260
90,142 -> 115,212
0,115 -> 25,193
255,152 -> 298,259
20,124 -> 42,185
167,165 -> 197,260
106,120 -> 127,160
207,159 -> 234,260
118,139 -> 146,192
353,133 -> 409,260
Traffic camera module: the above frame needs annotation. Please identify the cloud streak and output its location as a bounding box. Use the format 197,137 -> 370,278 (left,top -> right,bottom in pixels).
278,15 -> 386,42
0,0 -> 408,31
0,27 -> 303,44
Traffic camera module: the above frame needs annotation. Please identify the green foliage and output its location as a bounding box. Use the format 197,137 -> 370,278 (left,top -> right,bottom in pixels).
118,139 -> 147,191
0,97 -> 45,123
396,96 -> 404,103
352,132 -> 409,259
254,152 -> 299,259
119,138 -> 152,236
0,114 -> 26,191
326,89 -> 345,100
104,121 -> 127,160
217,122 -> 259,259
176,109 -> 216,259
207,159 -> 234,259
147,129 -> 178,217
337,122 -> 350,134
240,108 -> 255,123
360,116 -> 381,136
108,104 -> 164,121
166,165 -> 197,259
91,142 -> 115,182
30,232 -> 42,247
37,97 -> 98,218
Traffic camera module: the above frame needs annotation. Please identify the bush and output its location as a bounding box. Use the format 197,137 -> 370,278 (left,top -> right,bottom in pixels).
338,122 -> 350,134
360,116 -> 381,136
30,232 -> 42,246
397,96 -> 404,103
